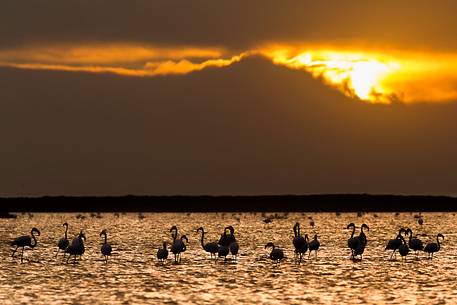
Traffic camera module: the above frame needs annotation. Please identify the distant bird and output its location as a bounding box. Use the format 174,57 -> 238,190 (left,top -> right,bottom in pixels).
405,228 -> 424,255
100,229 -> 112,262
398,235 -> 409,260
225,226 -> 239,260
308,234 -> 320,258
11,227 -> 40,263
293,222 -> 308,262
265,242 -> 284,263
424,233 -> 444,259
418,218 -> 424,226
197,227 -> 219,259
56,222 -> 70,258
171,235 -> 188,263
309,219 -> 315,227
385,228 -> 406,260
157,242 -> 168,262
66,231 -> 86,264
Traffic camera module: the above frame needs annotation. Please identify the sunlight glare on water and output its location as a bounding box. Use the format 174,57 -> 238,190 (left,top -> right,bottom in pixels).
0,212 -> 456,304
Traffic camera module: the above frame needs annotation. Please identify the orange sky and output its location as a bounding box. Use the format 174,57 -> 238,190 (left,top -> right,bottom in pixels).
1,1 -> 457,196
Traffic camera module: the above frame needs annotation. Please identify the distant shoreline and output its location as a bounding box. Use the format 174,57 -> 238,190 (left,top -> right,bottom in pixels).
0,194 -> 456,212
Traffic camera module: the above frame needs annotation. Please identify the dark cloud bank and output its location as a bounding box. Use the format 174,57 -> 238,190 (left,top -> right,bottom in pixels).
1,56 -> 457,196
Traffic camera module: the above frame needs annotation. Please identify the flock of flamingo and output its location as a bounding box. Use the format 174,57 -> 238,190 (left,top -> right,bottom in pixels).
9,221 -> 444,264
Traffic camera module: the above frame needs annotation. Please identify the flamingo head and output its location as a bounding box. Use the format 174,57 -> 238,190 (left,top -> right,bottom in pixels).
79,230 -> 86,241
181,235 -> 188,243
346,223 -> 355,230
224,226 -> 235,234
169,225 -> 178,232
265,242 -> 275,249
31,227 -> 41,236
405,228 -> 412,236
63,222 -> 68,227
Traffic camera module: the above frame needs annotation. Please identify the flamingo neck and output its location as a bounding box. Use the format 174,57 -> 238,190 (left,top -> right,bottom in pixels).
350,226 -> 355,238
64,225 -> 68,239
104,233 -> 107,244
199,230 -> 205,247
436,236 -> 441,250
31,232 -> 38,248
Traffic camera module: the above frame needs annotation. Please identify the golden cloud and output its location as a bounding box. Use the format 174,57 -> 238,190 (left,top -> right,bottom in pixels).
1,42 -> 457,104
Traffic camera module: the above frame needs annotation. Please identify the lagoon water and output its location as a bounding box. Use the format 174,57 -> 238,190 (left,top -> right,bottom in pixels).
0,212 -> 456,304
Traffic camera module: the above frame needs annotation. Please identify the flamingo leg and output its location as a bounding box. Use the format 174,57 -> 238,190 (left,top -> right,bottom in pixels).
11,246 -> 18,258
20,247 -> 25,263
55,249 -> 60,258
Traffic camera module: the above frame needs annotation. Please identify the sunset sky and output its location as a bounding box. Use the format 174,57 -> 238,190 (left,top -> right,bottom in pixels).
1,1 -> 457,196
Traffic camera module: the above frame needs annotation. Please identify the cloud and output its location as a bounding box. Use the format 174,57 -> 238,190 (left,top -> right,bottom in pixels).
2,42 -> 457,104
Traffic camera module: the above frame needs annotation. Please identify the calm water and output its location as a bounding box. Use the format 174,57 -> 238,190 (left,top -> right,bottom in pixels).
0,212 -> 456,304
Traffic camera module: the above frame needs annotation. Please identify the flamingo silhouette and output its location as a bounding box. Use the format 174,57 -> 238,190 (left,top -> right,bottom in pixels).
196,227 -> 219,259
225,226 -> 239,260
66,231 -> 86,264
157,242 -> 168,262
405,228 -> 424,256
385,228 -> 406,260
171,235 -> 188,263
100,229 -> 112,262
265,242 -> 284,264
348,223 -> 369,260
398,235 -> 409,260
308,234 -> 320,259
424,233 -> 444,259
56,222 -> 69,258
11,227 -> 40,263
293,222 -> 308,263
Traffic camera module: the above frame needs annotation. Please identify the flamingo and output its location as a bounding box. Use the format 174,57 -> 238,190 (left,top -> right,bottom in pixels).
293,222 -> 307,262
66,231 -> 86,264
398,235 -> 409,260
100,229 -> 112,262
424,233 -> 444,259
171,235 -> 188,263
56,222 -> 70,258
308,234 -> 320,259
265,242 -> 284,263
349,223 -> 369,260
157,242 -> 168,262
347,223 -> 358,258
405,228 -> 424,255
218,227 -> 230,246
170,226 -> 178,243
218,244 -> 229,260
196,227 -> 219,259
385,228 -> 406,259
225,226 -> 239,260
11,227 -> 40,263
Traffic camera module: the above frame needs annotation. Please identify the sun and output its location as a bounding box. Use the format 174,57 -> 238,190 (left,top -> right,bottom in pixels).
264,48 -> 400,104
